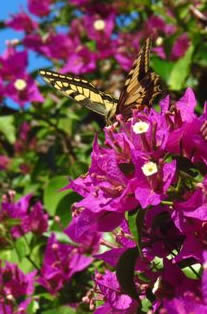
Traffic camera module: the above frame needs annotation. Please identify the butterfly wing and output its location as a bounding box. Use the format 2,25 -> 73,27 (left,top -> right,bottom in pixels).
39,70 -> 118,119
117,37 -> 162,119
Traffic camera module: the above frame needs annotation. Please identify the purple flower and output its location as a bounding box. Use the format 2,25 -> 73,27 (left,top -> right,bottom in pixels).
144,15 -> 176,36
0,47 -> 27,79
171,33 -> 190,60
83,13 -> 115,42
0,155 -> 10,170
0,262 -> 36,313
1,194 -> 48,238
61,46 -> 97,74
27,0 -> 52,17
166,89 -> 207,165
38,233 -> 93,294
23,33 -> 43,54
64,209 -> 101,254
14,122 -> 37,154
69,0 -> 90,5
6,11 -> 38,32
68,107 -> 177,221
94,271 -> 139,313
4,74 -> 44,107
41,33 -> 79,60
115,33 -> 141,71
163,295 -> 207,314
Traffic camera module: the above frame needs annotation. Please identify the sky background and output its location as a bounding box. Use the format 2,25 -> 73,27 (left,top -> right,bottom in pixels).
0,0 -> 51,108
0,0 -> 27,54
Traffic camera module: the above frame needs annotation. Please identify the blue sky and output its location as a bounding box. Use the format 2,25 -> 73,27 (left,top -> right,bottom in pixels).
0,0 -> 27,54
0,0 -> 51,108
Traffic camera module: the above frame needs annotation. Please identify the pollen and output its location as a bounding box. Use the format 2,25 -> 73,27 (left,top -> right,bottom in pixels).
14,79 -> 27,91
132,121 -> 149,134
93,19 -> 105,31
142,161 -> 158,176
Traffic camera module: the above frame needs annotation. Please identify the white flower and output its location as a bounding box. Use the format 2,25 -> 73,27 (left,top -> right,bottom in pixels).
14,79 -> 27,91
132,121 -> 149,134
142,161 -> 158,176
93,19 -> 105,31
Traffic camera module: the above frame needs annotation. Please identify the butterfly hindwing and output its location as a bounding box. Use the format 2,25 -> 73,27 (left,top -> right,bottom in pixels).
39,70 -> 118,118
117,37 -> 162,118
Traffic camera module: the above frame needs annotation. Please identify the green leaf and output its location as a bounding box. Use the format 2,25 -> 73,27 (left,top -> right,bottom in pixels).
15,237 -> 28,260
128,209 -> 145,256
182,263 -> 201,279
168,45 -> 194,90
116,247 -> 139,300
55,192 -> 81,228
151,57 -> 174,82
42,306 -> 75,314
27,300 -> 39,314
0,115 -> 16,143
44,231 -> 76,245
43,176 -> 71,216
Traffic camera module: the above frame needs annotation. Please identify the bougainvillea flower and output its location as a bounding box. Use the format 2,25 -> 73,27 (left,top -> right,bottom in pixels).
84,13 -> 115,42
4,75 -> 44,107
94,271 -> 139,313
61,46 -> 97,74
114,33 -> 141,71
41,33 -> 80,60
27,0 -> 52,17
144,15 -> 176,36
0,47 -> 28,79
1,194 -> 48,238
67,104 -> 177,223
38,234 -> 92,294
69,0 -> 90,5
14,122 -> 37,153
166,89 -> 207,165
0,155 -> 10,170
171,33 -> 190,60
64,209 -> 101,254
6,11 -> 38,32
0,262 -> 36,313
23,33 -> 44,54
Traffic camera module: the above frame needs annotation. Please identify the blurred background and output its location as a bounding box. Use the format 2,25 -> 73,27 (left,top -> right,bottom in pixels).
0,0 -> 207,198
1,0 -> 207,201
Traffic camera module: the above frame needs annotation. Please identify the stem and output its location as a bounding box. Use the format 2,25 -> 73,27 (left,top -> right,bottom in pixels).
100,239 -> 117,249
26,111 -> 76,162
26,254 -> 40,271
23,235 -> 40,271
161,200 -> 173,206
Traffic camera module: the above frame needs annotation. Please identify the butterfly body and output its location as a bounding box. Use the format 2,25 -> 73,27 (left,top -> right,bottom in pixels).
39,37 -> 163,125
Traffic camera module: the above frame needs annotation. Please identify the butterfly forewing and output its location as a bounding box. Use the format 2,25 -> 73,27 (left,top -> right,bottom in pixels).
39,70 -> 118,118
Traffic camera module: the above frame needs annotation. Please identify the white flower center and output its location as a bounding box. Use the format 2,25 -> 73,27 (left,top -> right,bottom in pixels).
93,19 -> 105,31
156,36 -> 163,46
142,161 -> 158,176
14,79 -> 27,91
132,121 -> 149,134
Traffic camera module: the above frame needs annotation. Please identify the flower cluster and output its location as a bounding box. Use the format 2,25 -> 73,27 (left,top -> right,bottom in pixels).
0,190 -> 99,300
67,88 -> 207,312
0,261 -> 36,313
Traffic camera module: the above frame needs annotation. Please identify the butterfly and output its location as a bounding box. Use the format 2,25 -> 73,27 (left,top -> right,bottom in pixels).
39,37 -> 162,125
